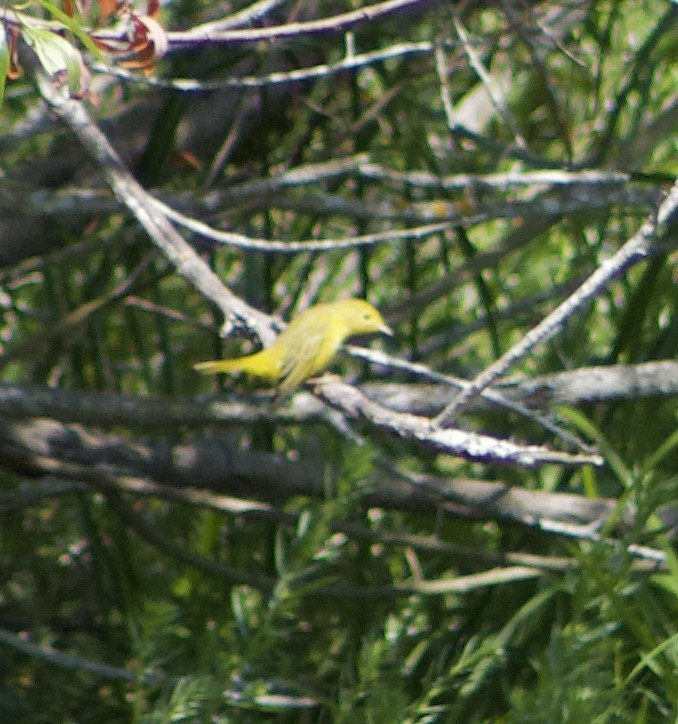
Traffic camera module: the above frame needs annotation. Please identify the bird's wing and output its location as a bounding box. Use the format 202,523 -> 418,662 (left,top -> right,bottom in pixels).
278,320 -> 328,392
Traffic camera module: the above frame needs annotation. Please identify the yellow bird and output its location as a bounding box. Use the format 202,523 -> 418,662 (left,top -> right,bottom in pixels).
194,298 -> 392,392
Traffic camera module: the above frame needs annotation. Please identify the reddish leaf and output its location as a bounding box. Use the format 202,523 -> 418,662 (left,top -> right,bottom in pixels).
98,0 -> 120,21
118,14 -> 167,72
7,25 -> 22,80
62,0 -> 76,17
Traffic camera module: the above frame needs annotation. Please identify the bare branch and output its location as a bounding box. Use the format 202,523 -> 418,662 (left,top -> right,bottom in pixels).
0,416 -> 671,569
315,379 -> 601,467
2,359 -> 675,438
138,0 -> 446,48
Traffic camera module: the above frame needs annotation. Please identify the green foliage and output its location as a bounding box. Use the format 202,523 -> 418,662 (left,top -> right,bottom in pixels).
0,25 -> 9,108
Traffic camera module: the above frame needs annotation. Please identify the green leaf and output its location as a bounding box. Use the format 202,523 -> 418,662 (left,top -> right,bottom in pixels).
22,26 -> 82,95
35,0 -> 107,64
0,25 -> 8,109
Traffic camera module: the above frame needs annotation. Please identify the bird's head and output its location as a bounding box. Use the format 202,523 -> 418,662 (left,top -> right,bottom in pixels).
335,299 -> 393,337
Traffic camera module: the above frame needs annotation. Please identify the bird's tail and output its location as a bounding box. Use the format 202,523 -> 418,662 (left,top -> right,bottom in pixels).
193,358 -> 243,374
193,351 -> 277,380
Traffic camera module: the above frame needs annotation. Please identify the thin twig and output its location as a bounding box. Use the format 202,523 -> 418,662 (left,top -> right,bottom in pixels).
0,627 -> 164,684
96,41 -> 440,91
0,251 -> 160,370
156,196 -> 453,252
106,0 -> 447,48
434,37 -> 458,133
196,0 -> 286,33
452,11 -> 526,148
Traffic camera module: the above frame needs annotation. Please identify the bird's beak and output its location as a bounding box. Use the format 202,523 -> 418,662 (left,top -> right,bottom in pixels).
380,323 -> 394,336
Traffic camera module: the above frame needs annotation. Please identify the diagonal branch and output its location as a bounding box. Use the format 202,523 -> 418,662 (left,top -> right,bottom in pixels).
434,178 -> 678,426
34,71 -> 277,345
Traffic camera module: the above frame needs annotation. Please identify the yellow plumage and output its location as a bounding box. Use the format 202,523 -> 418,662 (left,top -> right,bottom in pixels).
194,298 -> 392,392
